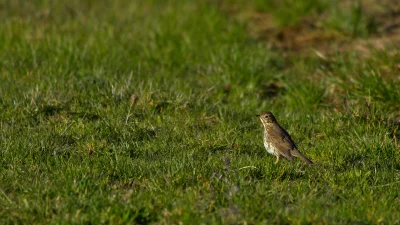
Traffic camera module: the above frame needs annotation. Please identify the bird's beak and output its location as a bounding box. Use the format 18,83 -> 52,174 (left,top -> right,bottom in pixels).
256,115 -> 260,117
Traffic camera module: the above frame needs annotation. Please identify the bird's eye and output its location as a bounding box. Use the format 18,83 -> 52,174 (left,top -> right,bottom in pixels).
265,115 -> 269,118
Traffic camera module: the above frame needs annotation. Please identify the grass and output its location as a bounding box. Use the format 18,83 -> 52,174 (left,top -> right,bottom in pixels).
1,0 -> 400,224
247,0 -> 378,37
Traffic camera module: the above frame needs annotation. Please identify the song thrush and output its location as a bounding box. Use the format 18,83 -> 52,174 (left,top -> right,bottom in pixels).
256,112 -> 313,164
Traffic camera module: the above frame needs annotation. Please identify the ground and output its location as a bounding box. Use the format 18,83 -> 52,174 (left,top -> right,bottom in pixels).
1,0 -> 400,224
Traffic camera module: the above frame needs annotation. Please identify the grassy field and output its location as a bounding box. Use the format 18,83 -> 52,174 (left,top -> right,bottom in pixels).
1,0 -> 400,224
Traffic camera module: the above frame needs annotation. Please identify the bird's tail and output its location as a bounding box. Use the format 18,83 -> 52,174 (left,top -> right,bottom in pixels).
292,150 -> 313,164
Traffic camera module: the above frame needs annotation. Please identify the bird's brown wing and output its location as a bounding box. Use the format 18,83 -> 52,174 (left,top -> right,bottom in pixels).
268,123 -> 296,160
273,124 -> 313,164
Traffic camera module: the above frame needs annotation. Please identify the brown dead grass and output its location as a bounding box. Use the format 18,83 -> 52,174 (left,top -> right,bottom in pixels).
217,1 -> 400,113
218,1 -> 400,57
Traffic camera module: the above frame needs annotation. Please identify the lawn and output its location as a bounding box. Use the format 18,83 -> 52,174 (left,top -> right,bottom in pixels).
1,0 -> 400,224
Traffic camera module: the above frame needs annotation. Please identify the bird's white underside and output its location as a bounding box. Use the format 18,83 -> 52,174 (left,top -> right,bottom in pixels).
260,118 -> 278,156
263,133 -> 277,156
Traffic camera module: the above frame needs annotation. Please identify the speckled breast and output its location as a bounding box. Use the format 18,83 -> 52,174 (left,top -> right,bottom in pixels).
263,134 -> 277,156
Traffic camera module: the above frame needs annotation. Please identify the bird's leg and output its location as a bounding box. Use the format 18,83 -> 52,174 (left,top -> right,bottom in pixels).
275,155 -> 280,164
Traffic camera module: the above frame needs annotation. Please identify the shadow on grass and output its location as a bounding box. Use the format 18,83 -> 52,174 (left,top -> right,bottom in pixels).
34,103 -> 101,122
276,170 -> 307,181
244,167 -> 265,181
133,207 -> 158,225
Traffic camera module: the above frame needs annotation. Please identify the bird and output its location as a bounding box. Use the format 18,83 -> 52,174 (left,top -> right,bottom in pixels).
256,111 -> 313,164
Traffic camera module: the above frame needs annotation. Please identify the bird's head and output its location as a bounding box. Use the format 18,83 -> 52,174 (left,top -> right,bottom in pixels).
256,111 -> 277,124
